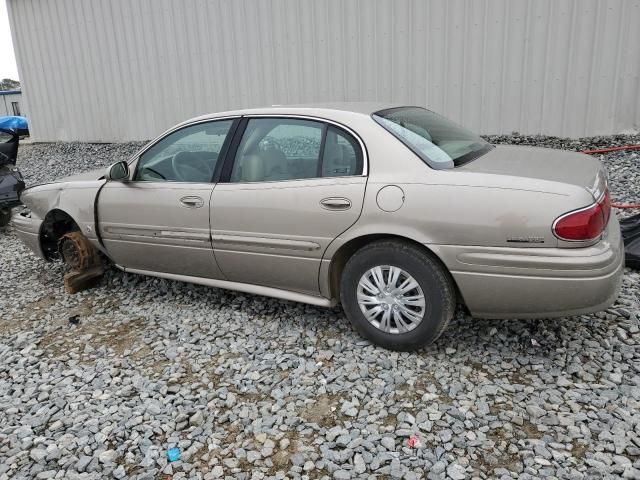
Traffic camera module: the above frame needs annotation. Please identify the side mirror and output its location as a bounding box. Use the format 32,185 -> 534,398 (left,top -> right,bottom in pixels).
105,161 -> 130,181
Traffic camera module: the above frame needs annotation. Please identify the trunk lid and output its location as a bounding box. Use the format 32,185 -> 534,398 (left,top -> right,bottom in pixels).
459,145 -> 606,198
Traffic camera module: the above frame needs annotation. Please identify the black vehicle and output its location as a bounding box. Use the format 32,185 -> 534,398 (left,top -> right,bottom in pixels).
0,116 -> 27,226
621,213 -> 640,270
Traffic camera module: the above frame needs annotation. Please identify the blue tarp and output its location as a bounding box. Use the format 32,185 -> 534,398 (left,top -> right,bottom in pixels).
0,116 -> 28,135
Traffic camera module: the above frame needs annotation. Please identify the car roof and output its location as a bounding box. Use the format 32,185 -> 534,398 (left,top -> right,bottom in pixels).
279,102 -> 400,114
182,102 -> 403,125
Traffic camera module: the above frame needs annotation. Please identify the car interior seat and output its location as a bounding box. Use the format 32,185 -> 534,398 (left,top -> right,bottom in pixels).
322,133 -> 355,177
236,152 -> 264,182
262,148 -> 289,180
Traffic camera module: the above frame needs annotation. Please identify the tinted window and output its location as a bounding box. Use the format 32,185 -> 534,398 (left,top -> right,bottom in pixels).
0,131 -> 13,143
231,118 -> 323,182
322,126 -> 363,177
373,107 -> 492,169
135,120 -> 234,182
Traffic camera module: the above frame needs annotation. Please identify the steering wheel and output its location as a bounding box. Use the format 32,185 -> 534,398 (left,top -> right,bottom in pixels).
171,151 -> 212,182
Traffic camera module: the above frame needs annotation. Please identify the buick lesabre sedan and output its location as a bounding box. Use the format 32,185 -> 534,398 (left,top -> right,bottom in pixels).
13,104 -> 624,350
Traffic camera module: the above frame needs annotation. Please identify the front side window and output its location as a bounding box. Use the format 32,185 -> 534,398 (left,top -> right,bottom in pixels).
135,119 -> 234,182
0,130 -> 13,143
373,107 -> 492,169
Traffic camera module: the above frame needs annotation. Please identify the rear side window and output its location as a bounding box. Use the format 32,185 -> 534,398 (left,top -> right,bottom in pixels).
229,118 -> 363,183
373,107 -> 493,169
231,118 -> 323,182
322,126 -> 363,177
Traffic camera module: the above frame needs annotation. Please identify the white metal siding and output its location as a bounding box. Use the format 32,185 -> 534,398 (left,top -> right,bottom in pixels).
7,0 -> 640,142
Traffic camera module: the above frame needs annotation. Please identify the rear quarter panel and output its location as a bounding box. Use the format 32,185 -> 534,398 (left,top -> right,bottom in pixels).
325,116 -> 596,252
342,180 -> 594,249
320,116 -> 599,296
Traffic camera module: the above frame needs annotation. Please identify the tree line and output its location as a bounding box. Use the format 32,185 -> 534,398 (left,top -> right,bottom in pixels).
0,79 -> 20,91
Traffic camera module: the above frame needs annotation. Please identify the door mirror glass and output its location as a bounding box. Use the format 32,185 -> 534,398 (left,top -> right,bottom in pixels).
105,161 -> 130,181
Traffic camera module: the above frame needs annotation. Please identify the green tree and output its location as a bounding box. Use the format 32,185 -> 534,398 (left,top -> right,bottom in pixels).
0,78 -> 20,91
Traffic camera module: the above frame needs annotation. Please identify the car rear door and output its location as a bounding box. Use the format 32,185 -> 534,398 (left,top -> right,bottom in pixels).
210,116 -> 368,295
98,118 -> 238,278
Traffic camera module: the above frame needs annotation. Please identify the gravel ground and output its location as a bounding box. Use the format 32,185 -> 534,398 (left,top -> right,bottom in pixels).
1,135 -> 639,480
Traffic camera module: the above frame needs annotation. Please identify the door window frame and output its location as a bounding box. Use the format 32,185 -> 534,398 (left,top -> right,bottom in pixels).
218,114 -> 369,184
128,116 -> 242,183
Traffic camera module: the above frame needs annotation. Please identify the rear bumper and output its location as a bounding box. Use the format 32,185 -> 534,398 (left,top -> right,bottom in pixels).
432,217 -> 625,319
11,209 -> 45,259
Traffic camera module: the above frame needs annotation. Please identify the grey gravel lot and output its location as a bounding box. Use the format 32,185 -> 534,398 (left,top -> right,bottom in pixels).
1,135 -> 639,480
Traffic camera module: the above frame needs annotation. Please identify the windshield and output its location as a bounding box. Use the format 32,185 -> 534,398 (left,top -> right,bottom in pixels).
373,107 -> 493,169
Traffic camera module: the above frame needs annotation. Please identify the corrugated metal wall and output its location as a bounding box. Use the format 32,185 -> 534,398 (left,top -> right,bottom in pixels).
8,0 -> 640,142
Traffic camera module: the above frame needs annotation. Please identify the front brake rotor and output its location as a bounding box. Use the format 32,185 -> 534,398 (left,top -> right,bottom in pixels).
58,231 -> 99,271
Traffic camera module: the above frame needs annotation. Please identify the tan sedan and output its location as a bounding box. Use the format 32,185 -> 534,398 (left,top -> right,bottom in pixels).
13,104 -> 624,350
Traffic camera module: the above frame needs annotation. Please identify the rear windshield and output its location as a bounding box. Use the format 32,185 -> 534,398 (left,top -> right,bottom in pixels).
373,107 -> 493,169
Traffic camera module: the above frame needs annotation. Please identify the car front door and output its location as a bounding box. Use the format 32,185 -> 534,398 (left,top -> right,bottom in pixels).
98,118 -> 238,278
210,116 -> 368,295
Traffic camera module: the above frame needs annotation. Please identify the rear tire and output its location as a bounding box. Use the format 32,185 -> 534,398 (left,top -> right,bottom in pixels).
340,240 -> 455,351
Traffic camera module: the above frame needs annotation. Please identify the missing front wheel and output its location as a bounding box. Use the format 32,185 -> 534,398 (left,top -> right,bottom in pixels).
58,231 -> 105,293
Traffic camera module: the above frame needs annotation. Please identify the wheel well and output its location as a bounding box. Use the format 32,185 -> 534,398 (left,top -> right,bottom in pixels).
40,209 -> 81,260
328,234 -> 464,305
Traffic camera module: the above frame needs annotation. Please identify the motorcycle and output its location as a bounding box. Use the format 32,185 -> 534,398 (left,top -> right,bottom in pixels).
0,116 -> 28,227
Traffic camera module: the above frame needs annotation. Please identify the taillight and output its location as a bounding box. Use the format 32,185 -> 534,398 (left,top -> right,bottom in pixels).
553,189 -> 611,241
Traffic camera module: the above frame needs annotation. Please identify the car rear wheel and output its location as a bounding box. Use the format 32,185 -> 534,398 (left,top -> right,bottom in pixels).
340,240 -> 455,351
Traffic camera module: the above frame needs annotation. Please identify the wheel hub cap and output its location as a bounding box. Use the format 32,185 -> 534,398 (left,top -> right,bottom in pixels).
356,265 -> 426,334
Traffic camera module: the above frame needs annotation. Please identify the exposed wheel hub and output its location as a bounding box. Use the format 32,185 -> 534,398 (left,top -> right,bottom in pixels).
58,231 -> 99,271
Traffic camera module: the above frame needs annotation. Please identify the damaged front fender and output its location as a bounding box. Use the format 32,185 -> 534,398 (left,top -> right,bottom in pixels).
18,179 -> 107,257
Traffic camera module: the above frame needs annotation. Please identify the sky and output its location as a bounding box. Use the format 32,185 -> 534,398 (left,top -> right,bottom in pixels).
0,0 -> 19,80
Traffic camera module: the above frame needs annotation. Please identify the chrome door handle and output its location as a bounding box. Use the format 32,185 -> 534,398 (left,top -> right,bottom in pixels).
180,196 -> 204,208
320,197 -> 352,210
